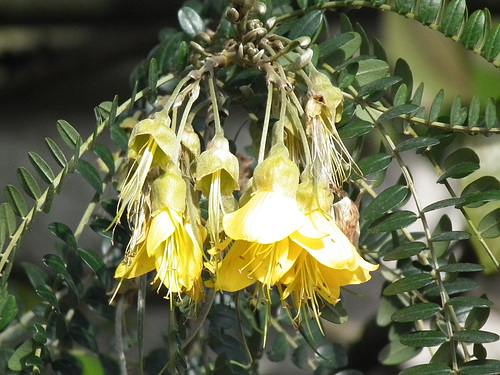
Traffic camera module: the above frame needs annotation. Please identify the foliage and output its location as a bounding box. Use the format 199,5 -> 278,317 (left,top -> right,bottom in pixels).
1,0 -> 500,374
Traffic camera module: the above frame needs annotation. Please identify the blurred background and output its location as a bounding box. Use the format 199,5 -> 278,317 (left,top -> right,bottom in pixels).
1,1 -> 500,374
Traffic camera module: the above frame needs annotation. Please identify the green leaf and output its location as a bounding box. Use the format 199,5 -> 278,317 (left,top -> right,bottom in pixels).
320,300 -> 348,324
42,184 -> 55,214
460,360 -> 500,375
49,222 -> 77,249
468,96 -> 481,128
400,330 -> 447,347
418,0 -> 442,25
438,263 -> 484,273
378,341 -> 422,365
30,323 -> 47,344
357,76 -> 401,97
383,274 -> 434,296
36,284 -> 59,311
369,210 -> 418,233
43,254 -> 78,296
0,202 -> 17,236
437,148 -> 480,182
391,303 -> 441,323
383,242 -> 427,261
57,119 -> 81,149
453,330 -> 499,344
177,40 -> 189,72
292,344 -> 309,370
428,89 -> 444,123
378,104 -> 419,123
442,0 -> 466,37
430,231 -> 471,242
425,277 -> 479,297
93,143 -> 115,174
267,332 -> 288,362
21,262 -> 49,289
178,7 -> 204,38
69,325 -> 99,352
450,95 -> 467,126
482,24 -> 500,61
396,137 -> 440,153
353,59 -> 390,87
111,126 -> 129,151
4,185 -> 28,218
0,289 -> 18,331
363,185 -> 409,221
316,343 -> 347,370
394,58 -> 413,94
288,10 -> 323,40
148,57 -> 159,94
319,32 -> 361,62
422,197 -> 466,212
7,339 -> 34,371
484,98 -> 498,129
45,137 -> 67,167
76,160 -> 103,194
478,208 -> 500,238
396,0 -> 415,15
17,167 -> 42,200
448,296 -> 493,309
78,249 -> 113,292
400,363 -> 452,375
28,151 -> 55,184
462,10 -> 486,50
459,191 -> 500,208
338,120 -> 373,139
357,153 -> 392,177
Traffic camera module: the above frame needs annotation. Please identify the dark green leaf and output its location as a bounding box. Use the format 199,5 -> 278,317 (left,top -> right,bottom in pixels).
17,167 -> 41,200
450,95 -> 467,126
297,0 -> 309,10
76,160 -> 103,194
337,120 -> 373,139
422,197 -> 466,212
438,263 -> 484,273
400,330 -> 447,347
378,104 -> 419,123
42,184 -> 55,214
484,98 -> 498,129
111,126 -> 129,151
45,137 -> 67,167
316,343 -> 347,370
267,332 -> 288,362
57,119 -> 81,149
460,360 -> 500,375
292,344 -> 309,370
30,323 -> 47,344
442,0 -> 466,37
393,84 -> 409,107
459,191 -> 500,208
400,363 -> 452,375
7,339 -> 34,371
396,137 -> 440,152
22,262 -> 49,289
177,40 -> 189,72
384,242 -> 427,261
93,143 -> 115,174
383,274 -> 434,296
462,10 -> 486,50
468,96 -> 481,128
418,0 -> 442,25
178,7 -> 204,38
391,303 -> 441,323
431,215 -> 452,257
425,278 -> 479,298
478,208 -> 500,238
69,325 -> 99,352
28,151 -> 55,184
438,148 -> 480,182
78,249 -> 113,291
462,176 -> 500,201
373,37 -> 388,62
364,185 -> 409,221
453,330 -> 499,344
288,10 -> 323,40
36,284 -> 59,311
48,222 -> 77,249
353,59 -> 390,87
369,210 -> 418,233
448,296 -> 493,309
357,76 -> 401,97
482,25 -> 500,61
430,231 -> 471,242
0,202 -> 17,236
4,185 -> 28,218
378,341 -> 422,365
428,89 -> 444,123
321,300 -> 348,324
396,0 -> 415,14
148,57 -> 159,94
0,291 -> 17,331
319,32 -> 361,62
394,58 -> 413,94
357,153 -> 392,177
43,254 -> 78,296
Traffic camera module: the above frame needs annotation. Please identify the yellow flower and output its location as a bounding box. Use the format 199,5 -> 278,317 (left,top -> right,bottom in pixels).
115,162 -> 205,303
215,144 -> 308,292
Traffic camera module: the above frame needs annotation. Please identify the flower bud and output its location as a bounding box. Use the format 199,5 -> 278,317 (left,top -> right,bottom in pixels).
150,162 -> 186,214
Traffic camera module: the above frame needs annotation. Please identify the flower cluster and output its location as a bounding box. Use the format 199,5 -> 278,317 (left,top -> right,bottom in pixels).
112,43 -> 377,326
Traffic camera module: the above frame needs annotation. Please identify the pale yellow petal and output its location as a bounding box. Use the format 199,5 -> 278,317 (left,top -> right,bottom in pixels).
223,191 -> 305,244
146,210 -> 176,256
114,242 -> 155,279
215,240 -> 259,292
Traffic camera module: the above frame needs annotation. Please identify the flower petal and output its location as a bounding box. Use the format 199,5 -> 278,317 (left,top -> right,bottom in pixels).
146,210 -> 177,256
114,242 -> 155,279
223,191 -> 305,244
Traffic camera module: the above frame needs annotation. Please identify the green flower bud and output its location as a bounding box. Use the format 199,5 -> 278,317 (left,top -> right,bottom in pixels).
309,69 -> 343,123
150,162 -> 186,214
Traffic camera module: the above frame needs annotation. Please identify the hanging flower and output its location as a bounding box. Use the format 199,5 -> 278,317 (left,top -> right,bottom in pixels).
115,162 -> 205,303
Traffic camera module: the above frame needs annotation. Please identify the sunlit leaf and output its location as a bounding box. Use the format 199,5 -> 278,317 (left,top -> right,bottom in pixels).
57,120 -> 81,150
482,24 -> 500,61
418,0 -> 442,25
4,185 -> 28,218
45,137 -> 67,167
0,202 -> 17,236
28,152 -> 55,184
288,10 -> 323,40
462,10 -> 486,50
442,0 -> 466,37
17,167 -> 41,200
178,7 -> 204,38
